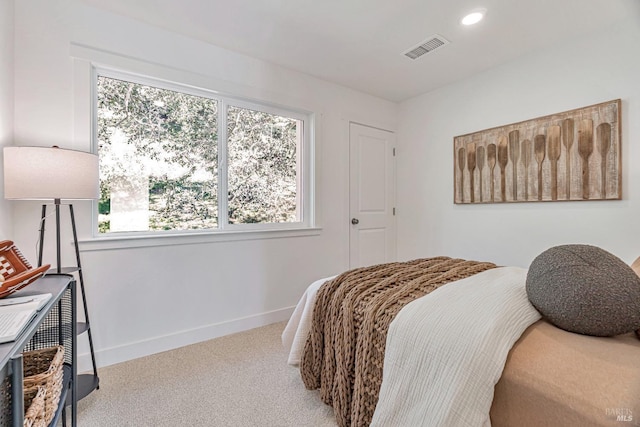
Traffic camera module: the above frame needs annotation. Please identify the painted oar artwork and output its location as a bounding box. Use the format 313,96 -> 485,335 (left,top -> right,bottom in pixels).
453,99 -> 620,204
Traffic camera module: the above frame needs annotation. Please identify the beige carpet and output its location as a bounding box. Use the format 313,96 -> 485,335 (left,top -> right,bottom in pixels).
65,322 -> 336,426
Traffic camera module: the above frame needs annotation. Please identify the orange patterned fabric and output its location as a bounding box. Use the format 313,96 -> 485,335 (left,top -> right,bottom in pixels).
0,240 -> 50,298
300,257 -> 496,427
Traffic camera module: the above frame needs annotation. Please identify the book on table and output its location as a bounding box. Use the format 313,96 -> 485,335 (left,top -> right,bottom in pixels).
0,293 -> 52,343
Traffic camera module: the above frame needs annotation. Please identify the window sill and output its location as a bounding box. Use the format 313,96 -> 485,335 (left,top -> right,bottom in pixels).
78,227 -> 322,252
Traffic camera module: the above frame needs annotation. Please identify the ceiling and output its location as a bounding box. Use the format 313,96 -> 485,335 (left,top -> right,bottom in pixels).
79,0 -> 639,102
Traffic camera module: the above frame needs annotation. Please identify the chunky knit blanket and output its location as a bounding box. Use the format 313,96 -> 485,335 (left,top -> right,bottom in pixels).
300,257 -> 497,427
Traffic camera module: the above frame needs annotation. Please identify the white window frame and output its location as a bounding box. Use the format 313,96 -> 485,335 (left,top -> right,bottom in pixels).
92,66 -> 315,240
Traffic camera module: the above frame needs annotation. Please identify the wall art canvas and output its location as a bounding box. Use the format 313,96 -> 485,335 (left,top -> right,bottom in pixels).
453,99 -> 621,204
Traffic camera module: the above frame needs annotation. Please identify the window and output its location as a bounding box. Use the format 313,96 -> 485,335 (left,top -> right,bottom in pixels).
95,70 -> 312,235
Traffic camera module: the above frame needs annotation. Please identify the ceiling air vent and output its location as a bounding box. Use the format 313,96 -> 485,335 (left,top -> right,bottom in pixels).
403,35 -> 450,60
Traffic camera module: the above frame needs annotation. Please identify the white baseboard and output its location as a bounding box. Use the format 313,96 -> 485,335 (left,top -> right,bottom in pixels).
77,306 -> 295,372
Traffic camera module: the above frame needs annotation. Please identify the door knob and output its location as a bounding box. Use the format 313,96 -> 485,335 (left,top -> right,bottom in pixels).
351,218 -> 359,225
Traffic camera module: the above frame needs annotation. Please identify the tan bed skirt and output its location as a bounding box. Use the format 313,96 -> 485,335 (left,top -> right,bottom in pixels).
492,320 -> 640,427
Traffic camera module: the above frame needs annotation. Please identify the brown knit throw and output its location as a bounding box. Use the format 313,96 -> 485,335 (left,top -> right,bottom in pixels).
300,257 -> 497,427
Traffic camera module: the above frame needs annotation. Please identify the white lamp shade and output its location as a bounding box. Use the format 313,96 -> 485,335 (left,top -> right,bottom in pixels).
3,146 -> 99,200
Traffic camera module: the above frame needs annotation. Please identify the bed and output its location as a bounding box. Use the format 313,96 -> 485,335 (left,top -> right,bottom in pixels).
283,256 -> 640,427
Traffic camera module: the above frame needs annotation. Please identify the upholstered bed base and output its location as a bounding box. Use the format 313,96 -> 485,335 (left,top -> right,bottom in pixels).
492,320 -> 640,427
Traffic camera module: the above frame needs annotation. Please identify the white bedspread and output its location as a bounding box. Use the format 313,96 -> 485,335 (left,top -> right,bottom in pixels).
283,267 -> 540,426
371,266 -> 541,427
281,275 -> 336,365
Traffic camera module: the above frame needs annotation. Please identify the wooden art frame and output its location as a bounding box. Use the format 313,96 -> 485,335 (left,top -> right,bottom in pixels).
454,99 -> 621,204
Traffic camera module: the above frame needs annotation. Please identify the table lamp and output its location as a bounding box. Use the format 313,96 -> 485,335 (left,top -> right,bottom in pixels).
3,145 -> 101,400
3,146 -> 98,268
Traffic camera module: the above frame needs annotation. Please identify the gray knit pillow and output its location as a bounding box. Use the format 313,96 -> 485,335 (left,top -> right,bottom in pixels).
526,244 -> 640,336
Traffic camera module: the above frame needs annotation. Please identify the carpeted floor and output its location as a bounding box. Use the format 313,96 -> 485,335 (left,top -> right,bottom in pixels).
64,322 -> 335,426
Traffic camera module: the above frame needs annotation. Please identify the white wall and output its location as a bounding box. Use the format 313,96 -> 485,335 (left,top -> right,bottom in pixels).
397,17 -> 640,268
0,0 -> 14,238
12,0 -> 397,369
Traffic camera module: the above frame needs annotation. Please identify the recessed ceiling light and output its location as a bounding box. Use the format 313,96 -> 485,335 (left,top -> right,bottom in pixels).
461,9 -> 486,26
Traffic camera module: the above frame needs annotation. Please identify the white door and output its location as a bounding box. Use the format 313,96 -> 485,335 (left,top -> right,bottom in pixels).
349,123 -> 396,269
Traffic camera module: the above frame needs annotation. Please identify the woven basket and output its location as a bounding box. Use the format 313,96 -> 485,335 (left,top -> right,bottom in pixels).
23,346 -> 64,426
23,386 -> 46,427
